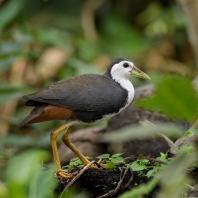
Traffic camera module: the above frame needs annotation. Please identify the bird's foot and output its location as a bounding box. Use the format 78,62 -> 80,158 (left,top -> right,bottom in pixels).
56,170 -> 74,179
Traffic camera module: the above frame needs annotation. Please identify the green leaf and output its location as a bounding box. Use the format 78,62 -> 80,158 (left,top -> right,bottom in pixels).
111,157 -> 125,164
156,152 -> 169,162
178,145 -> 196,154
0,0 -> 27,32
32,167 -> 56,198
185,128 -> 198,136
146,169 -> 156,178
5,150 -> 49,185
106,161 -> 116,170
156,151 -> 197,198
97,153 -> 110,159
130,161 -> 146,171
137,76 -> 198,122
4,150 -> 51,198
66,157 -> 83,168
118,178 -> 158,198
138,159 -> 149,165
160,152 -> 167,158
112,153 -> 124,158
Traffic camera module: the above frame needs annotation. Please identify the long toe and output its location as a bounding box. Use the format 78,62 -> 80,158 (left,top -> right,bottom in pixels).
56,170 -> 74,179
93,163 -> 106,169
87,162 -> 106,169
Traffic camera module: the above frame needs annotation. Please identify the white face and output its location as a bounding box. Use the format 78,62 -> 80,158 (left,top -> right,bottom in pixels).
110,60 -> 134,81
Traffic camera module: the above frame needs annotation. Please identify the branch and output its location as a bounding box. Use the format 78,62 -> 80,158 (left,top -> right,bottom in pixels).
81,0 -> 107,42
176,0 -> 198,68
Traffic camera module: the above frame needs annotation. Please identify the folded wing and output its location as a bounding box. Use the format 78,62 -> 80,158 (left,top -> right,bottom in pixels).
23,74 -> 128,114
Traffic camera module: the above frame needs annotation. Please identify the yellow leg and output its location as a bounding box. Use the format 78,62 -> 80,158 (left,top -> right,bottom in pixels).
50,125 -> 73,179
62,126 -> 90,166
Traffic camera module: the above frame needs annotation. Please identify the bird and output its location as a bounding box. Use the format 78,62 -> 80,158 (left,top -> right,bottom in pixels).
19,58 -> 150,178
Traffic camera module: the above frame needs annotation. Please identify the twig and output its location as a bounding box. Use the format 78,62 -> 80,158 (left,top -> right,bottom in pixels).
138,154 -> 167,165
185,183 -> 195,191
140,120 -> 174,148
60,160 -> 99,197
176,0 -> 198,68
81,0 -> 107,42
158,133 -> 174,148
121,167 -> 133,190
97,166 -> 130,198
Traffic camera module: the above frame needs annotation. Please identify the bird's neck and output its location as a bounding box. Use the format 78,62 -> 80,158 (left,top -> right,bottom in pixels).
103,72 -> 134,109
103,70 -> 112,79
114,78 -> 133,92
103,71 -> 133,93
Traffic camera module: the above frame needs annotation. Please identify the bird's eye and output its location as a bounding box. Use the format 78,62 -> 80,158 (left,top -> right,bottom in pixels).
123,63 -> 129,68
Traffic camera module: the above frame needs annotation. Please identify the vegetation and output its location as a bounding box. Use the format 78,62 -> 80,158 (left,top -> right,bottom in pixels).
0,0 -> 198,197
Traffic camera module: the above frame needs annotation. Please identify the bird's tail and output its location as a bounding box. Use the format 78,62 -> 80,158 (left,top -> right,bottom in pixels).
19,105 -> 46,127
19,113 -> 38,127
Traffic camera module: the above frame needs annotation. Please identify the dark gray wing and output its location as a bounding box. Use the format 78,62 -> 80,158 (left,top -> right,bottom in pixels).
23,74 -> 128,113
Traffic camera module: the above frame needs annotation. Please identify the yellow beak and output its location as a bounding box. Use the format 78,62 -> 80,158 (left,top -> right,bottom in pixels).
131,66 -> 151,80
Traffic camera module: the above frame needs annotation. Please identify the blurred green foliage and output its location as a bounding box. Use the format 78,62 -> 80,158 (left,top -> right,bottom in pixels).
102,75 -> 198,197
119,150 -> 197,198
137,76 -> 198,123
0,83 -> 31,104
101,122 -> 183,143
1,150 -> 55,198
0,0 -> 197,197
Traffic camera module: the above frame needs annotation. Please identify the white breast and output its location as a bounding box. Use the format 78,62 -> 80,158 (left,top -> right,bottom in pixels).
102,79 -> 134,120
116,78 -> 134,110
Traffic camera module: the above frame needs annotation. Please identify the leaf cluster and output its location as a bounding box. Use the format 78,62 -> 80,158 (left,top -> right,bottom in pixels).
130,153 -> 169,178
63,156 -> 92,169
96,152 -> 169,178
97,153 -> 125,170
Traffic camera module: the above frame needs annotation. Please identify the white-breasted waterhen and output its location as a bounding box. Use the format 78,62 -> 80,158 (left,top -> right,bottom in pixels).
19,58 -> 150,178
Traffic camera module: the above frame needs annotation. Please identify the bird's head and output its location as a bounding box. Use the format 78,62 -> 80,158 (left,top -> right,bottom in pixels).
106,58 -> 150,81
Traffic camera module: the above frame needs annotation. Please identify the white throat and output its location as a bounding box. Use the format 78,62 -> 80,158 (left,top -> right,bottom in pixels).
110,70 -> 135,109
